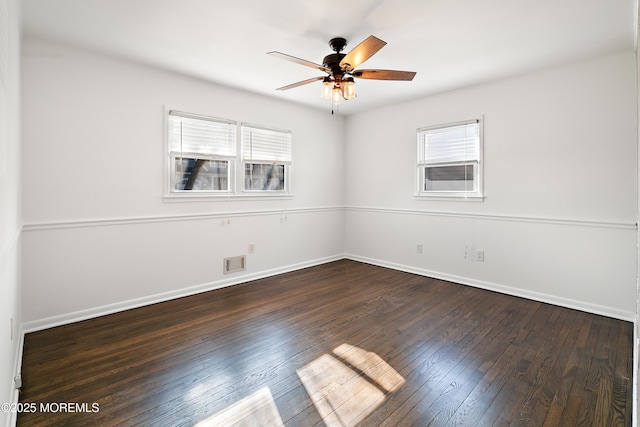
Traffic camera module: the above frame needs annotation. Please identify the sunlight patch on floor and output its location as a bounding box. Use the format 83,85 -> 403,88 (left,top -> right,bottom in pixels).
333,343 -> 405,393
297,344 -> 405,427
194,386 -> 284,427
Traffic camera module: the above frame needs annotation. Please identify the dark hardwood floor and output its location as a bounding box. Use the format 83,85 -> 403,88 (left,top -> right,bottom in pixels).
18,260 -> 632,426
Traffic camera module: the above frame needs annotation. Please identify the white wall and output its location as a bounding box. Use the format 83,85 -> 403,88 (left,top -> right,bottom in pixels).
21,39 -> 346,329
0,0 -> 21,426
345,50 -> 638,320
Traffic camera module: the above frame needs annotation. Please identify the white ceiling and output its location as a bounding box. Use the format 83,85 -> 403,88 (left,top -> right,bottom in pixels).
21,0 -> 637,115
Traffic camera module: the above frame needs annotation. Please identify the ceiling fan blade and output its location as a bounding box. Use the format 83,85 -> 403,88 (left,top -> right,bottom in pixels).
268,51 -> 330,73
276,76 -> 325,91
352,69 -> 417,81
339,35 -> 387,71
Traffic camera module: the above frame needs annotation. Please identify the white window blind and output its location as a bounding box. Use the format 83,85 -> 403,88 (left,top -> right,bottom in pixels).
417,120 -> 479,165
242,124 -> 292,164
416,119 -> 483,198
169,111 -> 236,157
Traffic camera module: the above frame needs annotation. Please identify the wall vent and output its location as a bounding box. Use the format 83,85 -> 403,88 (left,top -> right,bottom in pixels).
223,255 -> 246,274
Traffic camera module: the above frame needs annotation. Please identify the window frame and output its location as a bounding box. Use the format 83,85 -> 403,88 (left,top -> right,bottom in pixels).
241,123 -> 292,195
164,109 -> 294,201
415,118 -> 484,200
166,110 -> 237,197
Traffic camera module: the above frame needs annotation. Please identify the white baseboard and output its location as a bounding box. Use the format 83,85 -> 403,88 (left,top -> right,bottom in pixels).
345,253 -> 635,322
22,254 -> 345,334
6,327 -> 24,427
23,252 -> 633,334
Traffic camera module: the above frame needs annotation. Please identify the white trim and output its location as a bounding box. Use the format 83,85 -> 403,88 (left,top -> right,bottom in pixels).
21,251 -> 633,334
163,193 -> 294,202
168,109 -> 237,125
1,229 -> 21,427
22,206 -> 342,231
345,253 -> 635,322
346,206 -> 637,230
21,254 -> 345,334
22,206 -> 635,232
7,327 -> 24,427
417,118 -> 480,133
414,194 -> 485,202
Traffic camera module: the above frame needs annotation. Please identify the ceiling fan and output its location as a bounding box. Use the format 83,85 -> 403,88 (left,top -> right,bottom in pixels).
268,35 -> 416,111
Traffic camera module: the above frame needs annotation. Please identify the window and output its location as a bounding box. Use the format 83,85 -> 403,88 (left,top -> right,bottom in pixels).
417,119 -> 482,198
166,111 -> 293,199
168,111 -> 236,193
242,124 -> 292,192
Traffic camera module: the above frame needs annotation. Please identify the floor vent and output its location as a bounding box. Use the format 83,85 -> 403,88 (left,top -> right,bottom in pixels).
224,255 -> 246,274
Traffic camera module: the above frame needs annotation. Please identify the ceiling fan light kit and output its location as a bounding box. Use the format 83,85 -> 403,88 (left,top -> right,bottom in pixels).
342,77 -> 356,100
268,35 -> 416,113
321,77 -> 332,99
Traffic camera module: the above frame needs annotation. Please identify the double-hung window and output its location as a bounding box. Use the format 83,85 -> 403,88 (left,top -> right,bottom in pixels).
241,124 -> 292,193
168,111 -> 237,193
417,119 -> 482,198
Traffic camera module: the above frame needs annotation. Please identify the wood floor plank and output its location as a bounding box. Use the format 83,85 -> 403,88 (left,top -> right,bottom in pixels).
368,289 -> 498,425
611,321 -> 633,426
444,302 -> 552,427
17,260 -> 633,426
385,294 -> 515,425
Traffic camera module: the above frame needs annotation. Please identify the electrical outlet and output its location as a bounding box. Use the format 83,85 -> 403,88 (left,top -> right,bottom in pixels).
248,243 -> 255,254
416,243 -> 423,253
465,246 -> 484,262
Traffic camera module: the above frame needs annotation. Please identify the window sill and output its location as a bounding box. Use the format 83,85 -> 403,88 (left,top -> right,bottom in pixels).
164,192 -> 294,202
414,194 -> 484,202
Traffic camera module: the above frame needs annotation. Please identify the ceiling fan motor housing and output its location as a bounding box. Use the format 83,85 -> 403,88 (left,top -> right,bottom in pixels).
325,37 -> 348,81
323,53 -> 346,80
